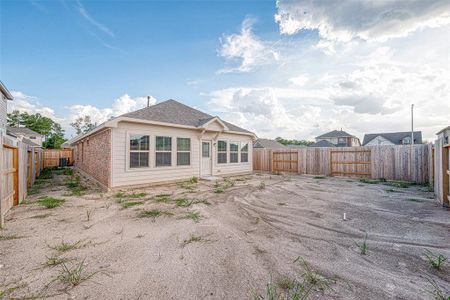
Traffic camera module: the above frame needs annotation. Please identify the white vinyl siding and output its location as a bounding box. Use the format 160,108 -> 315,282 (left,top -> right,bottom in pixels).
0,96 -> 7,133
111,122 -> 253,188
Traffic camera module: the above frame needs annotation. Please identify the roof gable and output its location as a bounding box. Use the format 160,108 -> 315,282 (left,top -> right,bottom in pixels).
316,130 -> 355,139
7,126 -> 43,137
362,131 -> 422,145
253,138 -> 286,149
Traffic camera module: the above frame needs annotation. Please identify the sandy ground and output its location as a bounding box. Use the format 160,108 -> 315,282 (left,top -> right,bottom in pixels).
0,171 -> 449,299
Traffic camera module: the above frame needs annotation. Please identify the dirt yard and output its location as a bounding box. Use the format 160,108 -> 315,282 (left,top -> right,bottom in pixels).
0,170 -> 449,299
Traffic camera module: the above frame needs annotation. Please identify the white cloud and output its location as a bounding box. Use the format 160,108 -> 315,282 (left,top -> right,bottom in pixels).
218,18 -> 279,73
275,0 -> 450,42
289,74 -> 309,86
68,94 -> 156,126
8,91 -> 59,121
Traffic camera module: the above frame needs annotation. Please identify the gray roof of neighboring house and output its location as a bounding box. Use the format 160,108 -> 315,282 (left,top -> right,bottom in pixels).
286,144 -> 307,149
0,81 -> 13,100
310,140 -> 336,147
7,126 -> 43,137
253,138 -> 286,149
362,131 -> 422,145
316,130 -> 356,139
121,99 -> 252,134
22,138 -> 41,148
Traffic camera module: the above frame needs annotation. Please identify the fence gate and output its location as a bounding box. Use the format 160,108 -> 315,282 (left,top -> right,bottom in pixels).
330,149 -> 371,177
1,144 -> 19,212
272,151 -> 298,173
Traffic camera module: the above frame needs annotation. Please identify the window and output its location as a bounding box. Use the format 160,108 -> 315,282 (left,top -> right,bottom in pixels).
177,138 -> 190,166
402,137 -> 411,145
202,142 -> 210,158
129,135 -> 149,168
217,140 -> 227,164
156,136 -> 172,166
241,143 -> 248,163
230,142 -> 239,163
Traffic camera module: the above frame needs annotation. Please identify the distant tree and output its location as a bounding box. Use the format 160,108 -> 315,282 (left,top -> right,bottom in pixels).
7,110 -> 67,149
70,116 -> 96,135
275,137 -> 314,146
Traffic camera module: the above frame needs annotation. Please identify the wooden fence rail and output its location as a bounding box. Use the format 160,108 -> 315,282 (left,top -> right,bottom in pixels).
253,144 -> 433,183
43,149 -> 73,168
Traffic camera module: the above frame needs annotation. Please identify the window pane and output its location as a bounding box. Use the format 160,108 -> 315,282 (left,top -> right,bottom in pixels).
241,153 -> 248,163
230,142 -> 239,152
202,142 -> 210,158
130,135 -> 149,151
156,152 -> 171,166
130,152 -> 149,168
230,153 -> 238,163
241,143 -> 248,152
218,153 -> 227,164
156,136 -> 172,151
218,140 -> 227,151
177,138 -> 190,151
177,152 -> 190,166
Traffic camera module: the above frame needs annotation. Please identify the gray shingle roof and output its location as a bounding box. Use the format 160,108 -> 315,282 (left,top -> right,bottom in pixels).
7,126 -> 43,137
316,130 -> 355,139
362,131 -> 422,145
22,138 -> 41,148
310,140 -> 336,147
253,138 -> 286,149
121,99 -> 252,134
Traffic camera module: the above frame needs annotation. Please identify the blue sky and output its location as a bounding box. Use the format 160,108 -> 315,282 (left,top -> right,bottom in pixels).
2,1 -> 279,110
1,0 -> 450,140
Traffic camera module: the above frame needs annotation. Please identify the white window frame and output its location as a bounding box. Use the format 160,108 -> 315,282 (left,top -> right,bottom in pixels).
155,136 -> 172,167
240,142 -> 249,163
217,140 -> 227,164
176,137 -> 191,166
229,141 -> 239,163
129,134 -> 150,169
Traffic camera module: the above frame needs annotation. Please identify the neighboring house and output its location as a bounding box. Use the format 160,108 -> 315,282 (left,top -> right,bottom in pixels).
7,127 -> 44,147
0,81 -> 14,135
286,144 -> 307,149
312,130 -> 360,147
70,99 -> 256,189
253,138 -> 286,149
362,131 -> 422,146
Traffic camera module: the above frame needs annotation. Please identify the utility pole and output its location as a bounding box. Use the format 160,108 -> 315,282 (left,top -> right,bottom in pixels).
410,104 -> 414,181
147,96 -> 151,107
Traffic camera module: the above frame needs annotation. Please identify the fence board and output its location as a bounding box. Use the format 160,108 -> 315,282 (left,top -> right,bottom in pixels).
44,149 -> 73,168
253,144 -> 431,183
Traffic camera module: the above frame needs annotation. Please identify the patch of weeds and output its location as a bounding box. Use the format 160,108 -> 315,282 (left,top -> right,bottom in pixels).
63,168 -> 74,176
253,246 -> 267,255
153,193 -> 172,203
0,234 -> 22,241
190,176 -> 198,184
121,201 -> 144,209
424,250 -> 447,270
70,186 -> 88,196
85,209 -> 94,221
359,178 -> 383,184
406,198 -> 424,202
258,181 -> 266,190
182,234 -> 204,247
426,277 -> 450,300
129,192 -> 147,198
30,213 -> 52,219
66,176 -> 88,196
39,168 -> 54,179
37,197 -> 65,209
213,187 -> 224,194
136,234 -> 144,238
385,188 -> 402,193
313,176 -> 326,179
182,211 -> 202,223
56,259 -> 97,287
176,198 -> 194,207
49,240 -> 83,253
354,234 -> 368,255
278,277 -> 296,290
114,192 -> 125,198
138,209 -> 173,218
223,178 -> 235,188
45,255 -> 69,267
194,199 -> 211,205
277,202 -> 286,206
383,180 -> 415,188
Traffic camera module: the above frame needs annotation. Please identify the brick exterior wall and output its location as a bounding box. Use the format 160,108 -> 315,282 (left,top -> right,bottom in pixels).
74,129 -> 111,187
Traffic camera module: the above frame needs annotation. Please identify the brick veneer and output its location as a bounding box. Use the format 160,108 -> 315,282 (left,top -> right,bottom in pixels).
74,129 -> 111,187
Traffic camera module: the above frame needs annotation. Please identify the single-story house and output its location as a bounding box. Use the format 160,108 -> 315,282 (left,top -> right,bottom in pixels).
253,138 -> 286,149
70,99 -> 256,190
7,126 -> 44,147
312,130 -> 360,147
362,131 -> 422,146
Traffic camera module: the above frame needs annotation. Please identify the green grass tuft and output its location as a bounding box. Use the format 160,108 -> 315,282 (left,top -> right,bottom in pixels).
56,259 -> 97,287
0,234 -> 22,241
175,198 -> 194,207
37,197 -> 65,209
182,211 -> 202,222
424,250 -> 447,270
153,193 -> 172,202
138,209 -> 173,218
354,234 -> 368,255
121,201 -> 144,209
313,176 -> 326,179
49,240 -> 83,253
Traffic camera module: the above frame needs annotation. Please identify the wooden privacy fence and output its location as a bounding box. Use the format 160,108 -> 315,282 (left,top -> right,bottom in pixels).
0,131 -> 44,227
273,151 -> 298,173
44,149 -> 73,168
434,128 -> 450,207
253,144 -> 433,183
